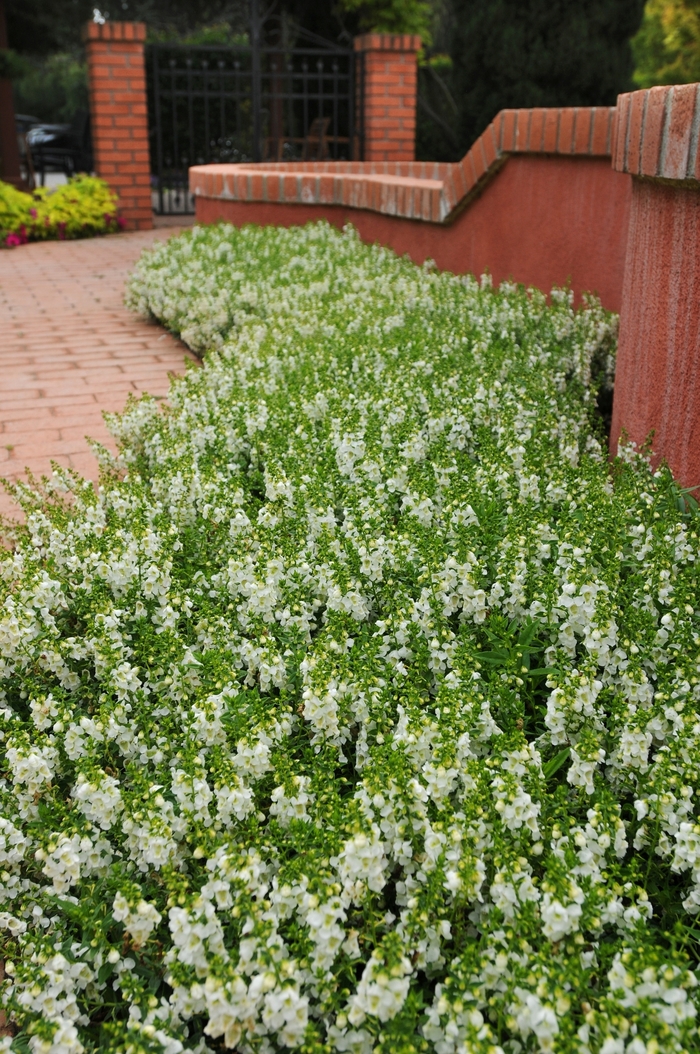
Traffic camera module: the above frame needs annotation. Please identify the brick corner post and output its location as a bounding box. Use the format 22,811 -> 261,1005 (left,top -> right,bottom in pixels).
354,33 -> 421,162
83,21 -> 152,230
610,82 -> 700,488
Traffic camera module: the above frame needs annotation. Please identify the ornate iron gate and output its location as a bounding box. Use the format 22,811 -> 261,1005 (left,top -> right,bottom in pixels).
147,30 -> 360,215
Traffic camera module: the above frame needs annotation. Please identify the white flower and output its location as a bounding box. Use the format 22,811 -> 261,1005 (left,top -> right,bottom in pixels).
540,887 -> 584,941
112,891 -> 162,947
73,773 -> 123,830
567,747 -> 605,795
347,954 -> 411,1025
337,828 -> 388,896
511,989 -> 559,1050
6,742 -> 56,794
270,775 -> 314,826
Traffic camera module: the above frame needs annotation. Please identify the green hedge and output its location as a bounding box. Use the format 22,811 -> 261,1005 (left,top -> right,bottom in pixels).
0,176 -> 123,247
1,222 -> 699,1054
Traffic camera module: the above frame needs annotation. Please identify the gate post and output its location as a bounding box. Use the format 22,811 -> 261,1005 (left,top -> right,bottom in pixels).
354,33 -> 421,162
83,21 -> 152,230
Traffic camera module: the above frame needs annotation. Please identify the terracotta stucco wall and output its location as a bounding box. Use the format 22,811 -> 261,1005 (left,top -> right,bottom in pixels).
610,84 -> 700,486
194,153 -> 631,311
611,181 -> 700,484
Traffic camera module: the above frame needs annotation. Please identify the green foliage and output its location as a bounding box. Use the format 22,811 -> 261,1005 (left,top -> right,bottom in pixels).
180,23 -> 249,46
1,221 -> 700,1052
147,21 -> 249,46
11,51 -> 88,124
632,0 -> 700,86
0,180 -> 30,241
0,48 -> 31,81
0,175 -> 122,246
445,0 -> 646,155
338,0 -> 433,42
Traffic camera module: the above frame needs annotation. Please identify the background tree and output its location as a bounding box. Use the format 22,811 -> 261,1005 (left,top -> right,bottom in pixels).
4,0 -> 650,161
444,0 -> 645,157
339,0 -> 432,38
631,0 -> 700,85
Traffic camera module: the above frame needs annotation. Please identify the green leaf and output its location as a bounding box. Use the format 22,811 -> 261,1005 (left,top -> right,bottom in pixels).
543,747 -> 570,780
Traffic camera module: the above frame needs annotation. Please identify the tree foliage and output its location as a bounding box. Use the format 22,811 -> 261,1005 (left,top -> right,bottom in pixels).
12,52 -> 88,123
445,0 -> 645,156
632,0 -> 700,86
338,0 -> 433,42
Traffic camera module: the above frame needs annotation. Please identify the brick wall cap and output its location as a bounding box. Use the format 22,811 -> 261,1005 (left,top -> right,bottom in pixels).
83,21 -> 147,43
613,83 -> 700,182
354,33 -> 422,52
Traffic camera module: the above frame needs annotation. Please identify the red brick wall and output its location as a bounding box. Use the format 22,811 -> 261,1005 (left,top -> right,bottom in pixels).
354,34 -> 421,162
83,22 -> 152,230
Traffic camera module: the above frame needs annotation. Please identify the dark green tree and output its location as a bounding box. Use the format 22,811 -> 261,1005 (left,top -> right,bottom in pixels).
446,0 -> 645,155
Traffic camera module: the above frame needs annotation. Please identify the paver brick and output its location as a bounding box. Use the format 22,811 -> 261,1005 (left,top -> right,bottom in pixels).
0,229 -> 195,520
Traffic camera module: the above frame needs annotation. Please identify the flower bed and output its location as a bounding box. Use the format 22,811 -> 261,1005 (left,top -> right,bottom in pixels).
1,221 -> 699,1054
0,176 -> 123,247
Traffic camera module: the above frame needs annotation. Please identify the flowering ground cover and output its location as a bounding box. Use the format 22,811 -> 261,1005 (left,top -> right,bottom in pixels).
1,222 -> 700,1054
0,176 -> 123,248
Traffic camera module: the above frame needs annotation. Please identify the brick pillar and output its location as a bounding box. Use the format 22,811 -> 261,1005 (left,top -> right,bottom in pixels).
354,34 -> 421,162
610,83 -> 700,487
83,21 -> 152,230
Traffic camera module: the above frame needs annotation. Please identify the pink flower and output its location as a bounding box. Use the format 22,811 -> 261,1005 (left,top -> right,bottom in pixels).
29,208 -> 37,218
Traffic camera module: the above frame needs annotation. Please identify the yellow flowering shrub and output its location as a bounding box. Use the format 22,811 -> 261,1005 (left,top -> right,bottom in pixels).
0,175 -> 123,247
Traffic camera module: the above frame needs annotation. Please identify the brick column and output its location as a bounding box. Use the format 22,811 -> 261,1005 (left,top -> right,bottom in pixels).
354,34 -> 421,162
83,21 -> 152,230
610,83 -> 700,488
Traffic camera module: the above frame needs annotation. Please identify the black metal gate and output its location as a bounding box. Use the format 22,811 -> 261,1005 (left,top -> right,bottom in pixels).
147,27 -> 361,215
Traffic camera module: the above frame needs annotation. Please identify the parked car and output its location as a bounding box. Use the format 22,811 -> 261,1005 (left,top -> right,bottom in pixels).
25,111 -> 93,185
15,114 -> 40,136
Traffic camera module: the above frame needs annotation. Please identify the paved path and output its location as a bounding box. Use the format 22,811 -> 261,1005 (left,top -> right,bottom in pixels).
0,228 -> 197,520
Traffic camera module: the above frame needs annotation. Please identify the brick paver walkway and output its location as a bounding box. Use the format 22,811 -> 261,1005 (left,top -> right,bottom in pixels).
0,228 -> 197,520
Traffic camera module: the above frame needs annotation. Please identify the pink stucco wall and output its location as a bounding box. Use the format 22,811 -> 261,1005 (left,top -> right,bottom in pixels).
195,154 -> 631,311
610,84 -> 700,487
611,180 -> 700,485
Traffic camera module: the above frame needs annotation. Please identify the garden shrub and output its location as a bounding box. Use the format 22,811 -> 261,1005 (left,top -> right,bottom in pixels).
0,176 -> 122,247
1,221 -> 700,1054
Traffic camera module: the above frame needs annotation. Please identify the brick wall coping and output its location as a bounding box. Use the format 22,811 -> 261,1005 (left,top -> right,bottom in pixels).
354,33 -> 422,52
613,83 -> 700,183
82,21 -> 146,42
190,104 -> 617,225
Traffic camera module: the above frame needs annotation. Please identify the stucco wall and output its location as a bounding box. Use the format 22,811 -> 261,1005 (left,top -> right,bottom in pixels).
195,154 -> 631,311
610,83 -> 700,487
611,179 -> 700,485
